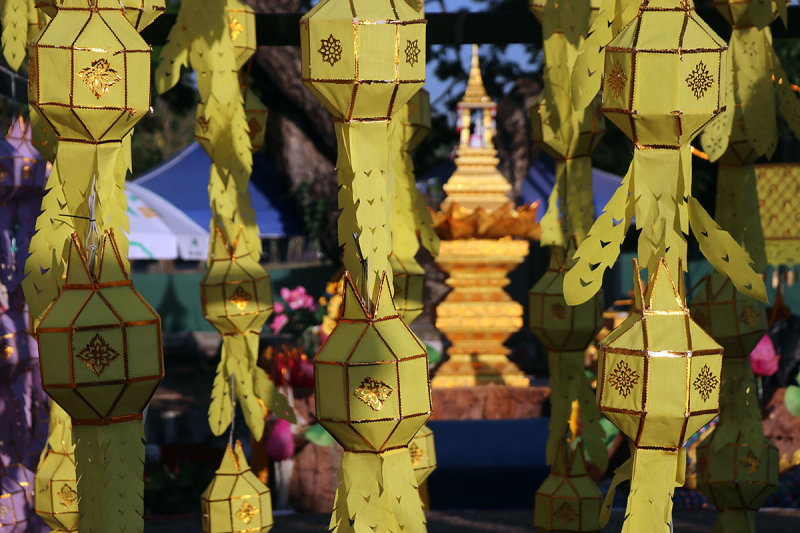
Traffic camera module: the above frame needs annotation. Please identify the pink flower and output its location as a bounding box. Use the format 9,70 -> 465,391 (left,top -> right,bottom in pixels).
281,286 -> 312,310
266,419 -> 295,461
750,334 -> 780,377
270,313 -> 288,335
273,301 -> 285,314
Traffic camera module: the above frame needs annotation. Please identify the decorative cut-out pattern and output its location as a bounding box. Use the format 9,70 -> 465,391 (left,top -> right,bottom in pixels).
693,364 -> 719,402
235,501 -> 259,524
354,377 -> 394,411
606,62 -> 627,99
75,334 -> 120,376
197,116 -> 210,133
740,450 -> 761,475
608,360 -> 639,398
247,117 -> 262,140
78,58 -> 121,99
229,286 -> 252,311
318,34 -> 342,66
686,61 -> 714,99
739,305 -> 759,327
405,39 -> 420,66
549,303 -> 566,320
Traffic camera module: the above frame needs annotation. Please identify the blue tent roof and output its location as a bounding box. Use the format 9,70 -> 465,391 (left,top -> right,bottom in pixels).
521,155 -> 623,220
133,143 -> 303,238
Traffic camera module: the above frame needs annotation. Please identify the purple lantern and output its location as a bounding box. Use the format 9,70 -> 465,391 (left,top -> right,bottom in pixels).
0,463 -> 34,531
2,117 -> 48,203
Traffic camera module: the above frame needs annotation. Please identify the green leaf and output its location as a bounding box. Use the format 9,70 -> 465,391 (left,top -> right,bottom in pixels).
785,385 -> 800,417
304,424 -> 336,447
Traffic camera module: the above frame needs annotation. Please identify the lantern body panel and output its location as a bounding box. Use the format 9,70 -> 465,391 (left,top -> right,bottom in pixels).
227,0 -> 256,70
30,11 -> 151,143
409,425 -> 436,484
34,448 -> 79,531
697,438 -> 778,510
531,97 -> 605,160
315,273 -> 431,452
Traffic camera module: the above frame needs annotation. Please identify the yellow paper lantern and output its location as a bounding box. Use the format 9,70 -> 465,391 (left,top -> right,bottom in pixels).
36,230 -> 162,424
390,253 -> 425,325
689,272 -> 766,359
201,441 -> 273,533
602,4 -> 726,148
531,97 -> 604,161
409,425 -> 436,485
315,272 -> 431,452
300,0 -> 425,122
201,227 -> 273,337
405,88 -> 431,153
534,442 -> 602,533
226,0 -> 256,71
34,447 -> 79,532
713,0 -> 782,28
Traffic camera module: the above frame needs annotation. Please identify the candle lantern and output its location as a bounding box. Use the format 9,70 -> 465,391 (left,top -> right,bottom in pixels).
534,442 -> 602,533
409,425 -> 436,485
201,441 -> 273,533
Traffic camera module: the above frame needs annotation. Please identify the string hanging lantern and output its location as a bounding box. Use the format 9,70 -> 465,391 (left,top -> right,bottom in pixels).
409,425 -> 436,486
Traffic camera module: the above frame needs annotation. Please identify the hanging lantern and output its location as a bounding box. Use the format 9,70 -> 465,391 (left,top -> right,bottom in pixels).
531,97 -> 604,162
315,272 -> 430,452
405,88 -> 431,153
0,464 -> 33,532
244,89 -> 267,152
226,0 -> 256,70
0,312 -> 27,383
201,441 -> 273,533
315,272 -> 430,530
409,425 -> 436,485
390,254 -> 425,325
36,230 -> 162,423
2,117 -> 48,202
200,227 -> 273,337
689,272 -> 766,359
534,441 -> 602,533
34,447 -> 79,532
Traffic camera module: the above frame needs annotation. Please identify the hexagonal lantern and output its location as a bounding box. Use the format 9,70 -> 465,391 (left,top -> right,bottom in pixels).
409,425 -> 436,485
696,433 -> 778,529
35,447 -> 79,532
36,230 -> 163,424
315,271 -> 431,453
598,259 -> 722,450
602,0 -> 727,148
0,117 -> 47,202
716,104 -> 759,166
300,0 -> 426,122
227,0 -> 256,71
201,227 -> 273,336
689,272 -> 766,359
529,249 -> 604,353
29,0 -> 153,144
244,89 -> 267,152
531,97 -> 605,161
201,441 -> 272,533
534,442 -> 602,533
0,464 -> 34,532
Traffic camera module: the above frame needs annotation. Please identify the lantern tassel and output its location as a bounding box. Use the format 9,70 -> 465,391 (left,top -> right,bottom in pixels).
330,449 -> 425,533
73,420 -> 145,533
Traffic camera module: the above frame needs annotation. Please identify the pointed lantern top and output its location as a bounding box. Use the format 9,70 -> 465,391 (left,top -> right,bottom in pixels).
460,45 -> 493,108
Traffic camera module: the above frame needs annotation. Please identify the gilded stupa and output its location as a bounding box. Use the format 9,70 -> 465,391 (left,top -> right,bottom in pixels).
431,46 -> 539,388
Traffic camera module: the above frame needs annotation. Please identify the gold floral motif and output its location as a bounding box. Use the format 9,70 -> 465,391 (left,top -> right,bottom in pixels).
686,61 -> 714,100
318,34 -> 342,66
405,39 -> 421,66
549,303 -> 566,320
229,15 -> 244,41
78,58 -> 121,99
229,286 -> 252,312
553,502 -> 578,525
247,117 -> 262,140
0,503 -> 7,518
739,305 -> 759,327
409,442 -> 425,467
75,334 -> 120,376
197,116 -> 210,133
693,364 -> 719,402
608,360 -> 639,398
740,450 -> 761,475
606,62 -> 627,99
354,377 -> 393,411
235,501 -> 259,524
58,483 -> 78,507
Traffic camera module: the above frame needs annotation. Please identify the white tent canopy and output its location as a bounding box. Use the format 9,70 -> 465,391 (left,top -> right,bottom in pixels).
126,182 -> 208,261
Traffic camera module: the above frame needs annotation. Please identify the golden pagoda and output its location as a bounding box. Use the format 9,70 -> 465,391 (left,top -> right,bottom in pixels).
442,45 -> 512,212
431,45 -> 537,388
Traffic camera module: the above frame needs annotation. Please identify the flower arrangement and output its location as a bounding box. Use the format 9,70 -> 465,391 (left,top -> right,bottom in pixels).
268,285 -> 325,355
